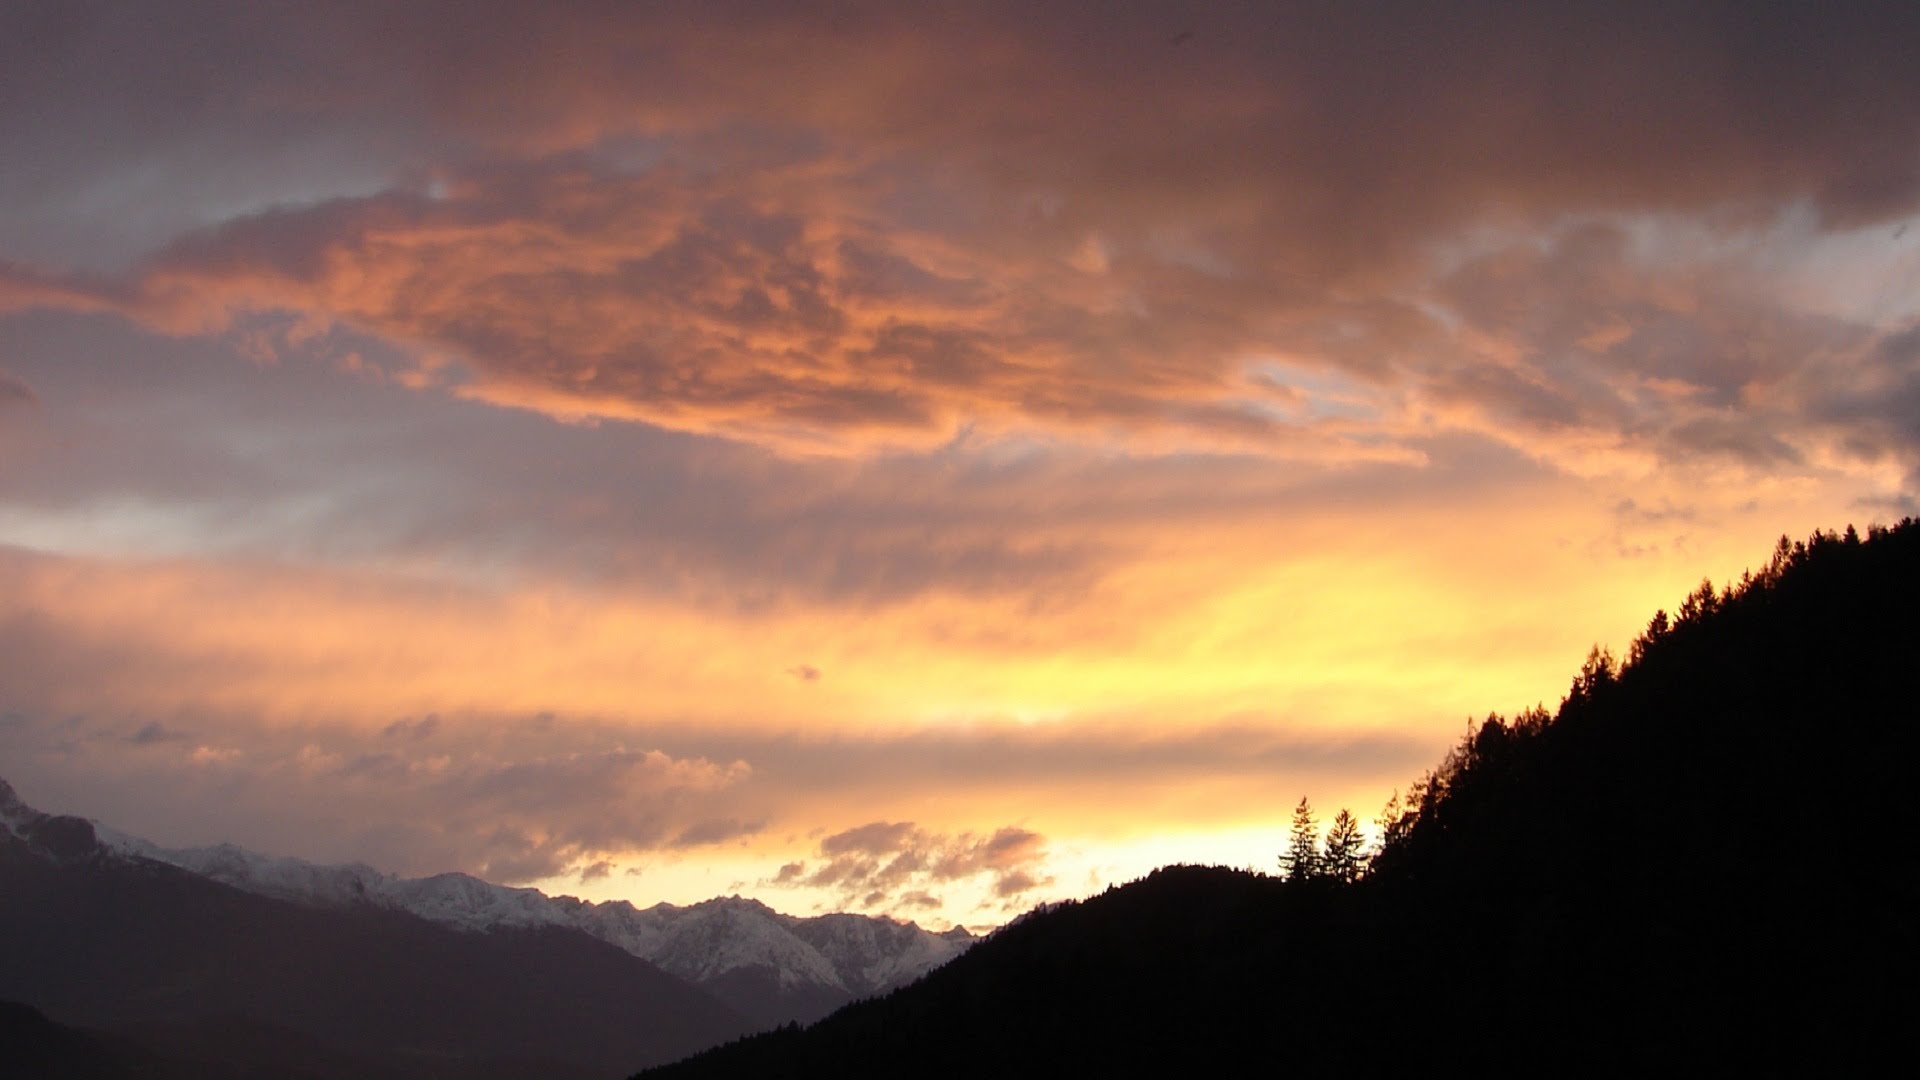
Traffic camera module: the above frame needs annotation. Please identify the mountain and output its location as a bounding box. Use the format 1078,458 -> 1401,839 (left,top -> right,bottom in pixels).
0,798 -> 755,1078
0,998 -> 497,1080
0,1001 -> 203,1080
642,521 -> 1920,1077
88,824 -> 971,1028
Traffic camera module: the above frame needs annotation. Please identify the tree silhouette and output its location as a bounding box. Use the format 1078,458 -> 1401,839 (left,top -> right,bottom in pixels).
1321,809 -> 1366,883
1279,797 -> 1320,882
1568,644 -> 1617,702
1375,790 -> 1410,854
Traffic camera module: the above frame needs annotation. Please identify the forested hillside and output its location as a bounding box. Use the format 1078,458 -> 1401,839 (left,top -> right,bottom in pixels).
645,521 -> 1920,1077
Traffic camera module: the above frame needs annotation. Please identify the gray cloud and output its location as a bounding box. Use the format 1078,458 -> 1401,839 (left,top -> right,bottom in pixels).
127,720 -> 185,746
1398,220 -> 1919,480
769,819 -> 1054,914
0,369 -> 34,408
1802,322 -> 1920,466
820,821 -> 916,856
14,1 -> 1902,241
714,723 -> 1441,797
381,715 -> 441,741
669,817 -> 765,848
0,696 -> 753,884
0,310 -> 1563,614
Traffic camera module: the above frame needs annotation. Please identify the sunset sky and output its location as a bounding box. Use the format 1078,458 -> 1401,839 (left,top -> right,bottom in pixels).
3,2 -> 1917,929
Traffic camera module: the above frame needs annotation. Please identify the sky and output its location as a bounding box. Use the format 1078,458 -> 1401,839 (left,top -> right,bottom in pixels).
2,2 -> 1918,930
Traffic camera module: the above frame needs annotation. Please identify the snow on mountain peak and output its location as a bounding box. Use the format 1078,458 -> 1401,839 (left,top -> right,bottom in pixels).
41,785 -> 973,1007
0,776 -> 41,836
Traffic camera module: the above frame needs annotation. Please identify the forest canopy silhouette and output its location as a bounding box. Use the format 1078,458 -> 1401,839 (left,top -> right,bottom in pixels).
644,520 -> 1920,1077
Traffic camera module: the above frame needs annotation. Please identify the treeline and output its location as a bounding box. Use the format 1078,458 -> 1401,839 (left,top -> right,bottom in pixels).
1283,522 -> 1916,888
644,520 -> 1920,1078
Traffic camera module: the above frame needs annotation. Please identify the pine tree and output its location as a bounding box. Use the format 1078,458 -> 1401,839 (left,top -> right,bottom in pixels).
1322,809 -> 1366,883
1280,797 -> 1321,882
1375,790 -> 1409,854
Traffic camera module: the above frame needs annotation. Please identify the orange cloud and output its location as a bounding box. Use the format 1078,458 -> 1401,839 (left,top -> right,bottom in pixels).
4,3 -> 1918,489
39,163 -> 1337,456
6,3 -> 1920,930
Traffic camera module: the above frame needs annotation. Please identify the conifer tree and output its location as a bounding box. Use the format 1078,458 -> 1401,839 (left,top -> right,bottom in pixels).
1375,790 -> 1410,854
1322,809 -> 1366,883
1280,797 -> 1321,882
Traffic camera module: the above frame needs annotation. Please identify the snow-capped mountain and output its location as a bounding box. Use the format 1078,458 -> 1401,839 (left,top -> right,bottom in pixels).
3,777 -> 971,1027
0,776 -> 32,832
1,777 -> 757,1075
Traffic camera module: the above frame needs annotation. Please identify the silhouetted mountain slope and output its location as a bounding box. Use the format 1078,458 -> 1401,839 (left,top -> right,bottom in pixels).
644,521 -> 1920,1077
0,819 -> 755,1078
0,1001 -> 208,1079
0,1002 -> 408,1080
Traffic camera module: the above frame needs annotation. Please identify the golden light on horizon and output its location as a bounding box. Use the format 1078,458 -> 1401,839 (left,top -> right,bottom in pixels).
2,3 -> 1917,931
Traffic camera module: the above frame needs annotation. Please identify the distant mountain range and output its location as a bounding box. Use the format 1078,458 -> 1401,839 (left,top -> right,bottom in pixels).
0,779 -> 970,1077
88,820 -> 970,1028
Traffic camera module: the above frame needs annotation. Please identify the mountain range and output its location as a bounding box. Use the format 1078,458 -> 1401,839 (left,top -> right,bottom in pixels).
0,779 -> 970,1077
88,821 -> 970,1028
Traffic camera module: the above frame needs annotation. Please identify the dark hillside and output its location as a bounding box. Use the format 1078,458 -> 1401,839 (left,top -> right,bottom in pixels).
644,521 -> 1920,1077
0,822 -> 754,1078
0,1001 -> 202,1079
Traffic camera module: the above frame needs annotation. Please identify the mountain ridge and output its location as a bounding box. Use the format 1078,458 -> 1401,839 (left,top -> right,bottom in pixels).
0,806 -> 754,1077
2,779 -> 972,1030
